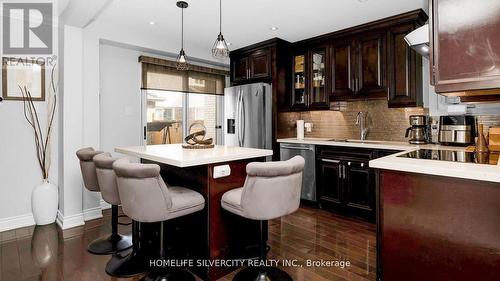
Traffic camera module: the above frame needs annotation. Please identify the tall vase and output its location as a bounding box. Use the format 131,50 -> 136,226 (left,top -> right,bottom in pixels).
32,179 -> 59,225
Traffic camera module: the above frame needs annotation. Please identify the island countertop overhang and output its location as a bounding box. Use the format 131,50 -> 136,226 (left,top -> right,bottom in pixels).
115,144 -> 273,168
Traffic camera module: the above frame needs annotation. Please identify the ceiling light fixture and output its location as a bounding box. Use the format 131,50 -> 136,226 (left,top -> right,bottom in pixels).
149,21 -> 156,25
176,1 -> 189,70
211,0 -> 230,58
270,26 -> 279,31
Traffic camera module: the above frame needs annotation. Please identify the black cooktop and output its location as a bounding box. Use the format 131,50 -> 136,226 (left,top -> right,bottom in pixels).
398,149 -> 499,165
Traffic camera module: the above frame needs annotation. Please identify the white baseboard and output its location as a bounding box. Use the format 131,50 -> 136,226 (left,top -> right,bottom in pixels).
56,210 -> 85,230
83,206 -> 103,221
0,213 -> 35,232
100,199 -> 111,210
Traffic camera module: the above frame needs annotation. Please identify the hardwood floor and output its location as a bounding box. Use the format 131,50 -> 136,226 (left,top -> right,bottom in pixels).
0,207 -> 376,281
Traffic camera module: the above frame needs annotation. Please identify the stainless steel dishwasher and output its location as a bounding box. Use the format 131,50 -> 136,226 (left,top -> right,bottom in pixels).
280,143 -> 316,202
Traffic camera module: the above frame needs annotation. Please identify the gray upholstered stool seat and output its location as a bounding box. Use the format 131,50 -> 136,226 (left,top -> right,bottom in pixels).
220,156 -> 305,281
113,158 -> 204,281
221,187 -> 244,217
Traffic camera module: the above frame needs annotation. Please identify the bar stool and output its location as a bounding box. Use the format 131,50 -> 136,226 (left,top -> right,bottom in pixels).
221,156 -> 305,281
76,147 -> 121,255
92,153 -> 133,255
113,158 -> 205,281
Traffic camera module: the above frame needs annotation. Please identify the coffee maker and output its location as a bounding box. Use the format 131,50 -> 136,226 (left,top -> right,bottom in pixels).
405,115 -> 429,144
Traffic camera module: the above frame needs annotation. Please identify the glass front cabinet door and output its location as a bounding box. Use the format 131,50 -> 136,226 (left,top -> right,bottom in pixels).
292,54 -> 307,110
309,47 -> 329,109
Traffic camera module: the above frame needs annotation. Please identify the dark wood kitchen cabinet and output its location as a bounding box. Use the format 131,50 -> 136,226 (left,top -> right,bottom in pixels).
329,10 -> 427,105
331,39 -> 355,99
316,146 -> 380,221
429,0 -> 500,94
387,24 -> 423,107
231,49 -> 270,83
355,31 -> 386,98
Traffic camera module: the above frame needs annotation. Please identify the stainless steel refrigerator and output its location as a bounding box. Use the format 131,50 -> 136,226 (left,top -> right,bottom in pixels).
224,83 -> 272,150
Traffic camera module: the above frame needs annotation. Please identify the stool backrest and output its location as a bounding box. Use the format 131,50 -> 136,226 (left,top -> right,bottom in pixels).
241,156 -> 305,220
113,158 -> 173,222
94,152 -> 121,206
76,147 -> 103,192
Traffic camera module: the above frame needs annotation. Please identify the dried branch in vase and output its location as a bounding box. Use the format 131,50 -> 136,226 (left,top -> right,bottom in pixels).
20,64 -> 57,180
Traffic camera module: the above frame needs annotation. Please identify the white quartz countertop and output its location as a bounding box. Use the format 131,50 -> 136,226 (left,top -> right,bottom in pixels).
115,144 -> 273,168
278,138 -> 500,183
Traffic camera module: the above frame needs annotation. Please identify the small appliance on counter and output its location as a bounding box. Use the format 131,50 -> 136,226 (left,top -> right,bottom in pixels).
438,115 -> 476,146
405,115 -> 430,144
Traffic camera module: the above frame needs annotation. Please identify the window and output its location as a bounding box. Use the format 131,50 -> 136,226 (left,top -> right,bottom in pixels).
140,56 -> 228,145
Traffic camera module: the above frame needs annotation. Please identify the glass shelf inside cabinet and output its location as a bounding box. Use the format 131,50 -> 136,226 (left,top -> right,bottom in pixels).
294,55 -> 306,105
311,51 -> 325,103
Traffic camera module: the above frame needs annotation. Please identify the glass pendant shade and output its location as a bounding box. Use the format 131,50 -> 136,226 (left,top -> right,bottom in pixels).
176,49 -> 189,70
212,33 -> 229,58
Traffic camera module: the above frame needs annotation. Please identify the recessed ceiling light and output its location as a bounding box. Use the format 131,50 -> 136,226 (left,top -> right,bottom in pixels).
227,42 -> 232,46
149,21 -> 156,25
270,26 -> 279,31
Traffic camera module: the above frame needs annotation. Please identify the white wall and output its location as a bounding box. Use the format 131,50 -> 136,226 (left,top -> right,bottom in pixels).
99,44 -> 143,155
0,14 -> 59,232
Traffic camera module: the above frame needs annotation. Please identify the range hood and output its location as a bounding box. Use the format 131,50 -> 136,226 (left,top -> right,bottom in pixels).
404,24 -> 429,57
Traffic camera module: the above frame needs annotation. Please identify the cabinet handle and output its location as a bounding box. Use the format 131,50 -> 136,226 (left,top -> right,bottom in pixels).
321,158 -> 340,163
342,165 -> 346,179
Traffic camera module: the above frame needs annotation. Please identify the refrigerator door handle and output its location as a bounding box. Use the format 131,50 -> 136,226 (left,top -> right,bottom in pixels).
261,86 -> 266,149
240,93 -> 246,147
236,89 -> 242,147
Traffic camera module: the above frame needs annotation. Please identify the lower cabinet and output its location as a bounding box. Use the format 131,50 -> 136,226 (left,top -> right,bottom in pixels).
316,146 -> 396,222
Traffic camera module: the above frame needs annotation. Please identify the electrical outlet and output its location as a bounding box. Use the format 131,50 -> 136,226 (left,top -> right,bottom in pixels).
213,165 -> 231,179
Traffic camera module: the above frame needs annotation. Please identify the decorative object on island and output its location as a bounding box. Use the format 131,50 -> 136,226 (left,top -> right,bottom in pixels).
21,64 -> 58,225
211,0 -> 229,58
2,57 -> 45,101
183,123 -> 214,149
175,1 -> 189,70
489,127 -> 500,152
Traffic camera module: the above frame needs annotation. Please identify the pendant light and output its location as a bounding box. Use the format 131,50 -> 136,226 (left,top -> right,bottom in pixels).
176,1 -> 189,70
211,0 -> 229,58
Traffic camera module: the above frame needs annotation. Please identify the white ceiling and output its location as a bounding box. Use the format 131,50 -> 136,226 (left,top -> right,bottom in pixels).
85,0 -> 428,63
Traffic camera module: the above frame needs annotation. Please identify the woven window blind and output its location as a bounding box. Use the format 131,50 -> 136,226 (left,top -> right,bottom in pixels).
139,56 -> 228,95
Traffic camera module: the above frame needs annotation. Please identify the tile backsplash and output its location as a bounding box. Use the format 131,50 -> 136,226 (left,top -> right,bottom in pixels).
278,99 -> 428,142
278,100 -> 500,142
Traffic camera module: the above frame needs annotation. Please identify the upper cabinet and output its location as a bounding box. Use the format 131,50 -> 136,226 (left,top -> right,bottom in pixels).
231,49 -> 270,83
331,39 -> 355,99
387,24 -> 423,107
290,46 -> 330,110
430,0 -> 500,94
230,10 -> 428,111
355,31 -> 386,98
331,32 -> 387,101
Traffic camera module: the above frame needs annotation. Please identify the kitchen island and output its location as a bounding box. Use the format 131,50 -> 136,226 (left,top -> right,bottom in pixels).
115,144 -> 273,281
370,150 -> 500,281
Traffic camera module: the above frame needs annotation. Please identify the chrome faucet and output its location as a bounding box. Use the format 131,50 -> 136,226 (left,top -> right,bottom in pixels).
356,111 -> 369,141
